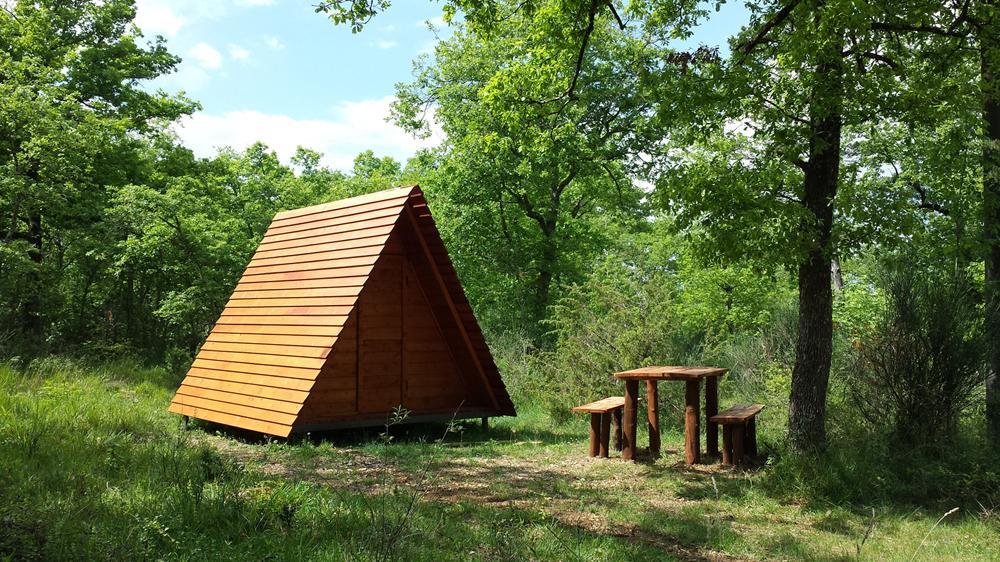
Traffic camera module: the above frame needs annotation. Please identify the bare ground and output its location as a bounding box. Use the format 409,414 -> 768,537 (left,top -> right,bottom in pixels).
204,434 -> 750,561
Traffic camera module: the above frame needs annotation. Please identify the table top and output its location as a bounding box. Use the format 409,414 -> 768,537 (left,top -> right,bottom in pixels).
613,365 -> 728,381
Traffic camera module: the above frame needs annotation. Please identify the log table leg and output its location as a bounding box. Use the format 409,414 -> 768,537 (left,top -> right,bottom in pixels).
623,380 -> 639,461
721,425 -> 733,465
684,379 -> 701,464
646,380 -> 661,457
589,413 -> 601,457
705,375 -> 719,457
732,423 -> 745,465
599,413 -> 612,458
746,417 -> 758,457
612,408 -> 623,452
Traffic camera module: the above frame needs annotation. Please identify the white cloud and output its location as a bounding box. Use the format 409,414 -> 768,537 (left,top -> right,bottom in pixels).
135,0 -> 267,39
188,42 -> 223,70
134,0 -> 185,37
227,43 -> 251,61
417,16 -> 447,29
173,96 -> 444,171
264,36 -> 286,50
375,40 -> 397,50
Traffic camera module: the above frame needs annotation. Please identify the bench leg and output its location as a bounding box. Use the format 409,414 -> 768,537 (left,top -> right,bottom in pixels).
599,412 -> 612,458
647,380 -> 661,457
732,423 -> 745,465
612,408 -> 623,452
684,379 -> 701,464
721,425 -> 733,465
589,413 -> 601,457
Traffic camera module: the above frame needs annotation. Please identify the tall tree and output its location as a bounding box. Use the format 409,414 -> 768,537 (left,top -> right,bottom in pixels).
390,6 -> 658,334
0,0 -> 193,349
867,0 -> 1000,443
655,0 -> 920,450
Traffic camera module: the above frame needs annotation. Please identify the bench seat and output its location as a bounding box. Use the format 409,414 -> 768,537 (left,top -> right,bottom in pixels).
572,396 -> 626,414
572,397 -> 625,458
710,403 -> 764,424
709,403 -> 764,466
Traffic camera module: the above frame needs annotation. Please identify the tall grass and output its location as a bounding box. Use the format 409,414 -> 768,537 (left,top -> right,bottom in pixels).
0,358 -> 656,561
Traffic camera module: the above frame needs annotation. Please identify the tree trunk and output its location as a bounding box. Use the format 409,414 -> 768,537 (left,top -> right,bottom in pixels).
24,212 -> 44,339
830,257 -> 844,291
533,223 -> 557,327
789,31 -> 843,452
981,9 -> 1000,443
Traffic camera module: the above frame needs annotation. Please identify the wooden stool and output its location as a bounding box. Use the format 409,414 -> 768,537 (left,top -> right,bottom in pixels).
710,404 -> 764,465
571,397 -> 626,458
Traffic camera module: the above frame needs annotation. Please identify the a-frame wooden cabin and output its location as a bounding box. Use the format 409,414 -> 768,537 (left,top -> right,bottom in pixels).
168,185 -> 516,437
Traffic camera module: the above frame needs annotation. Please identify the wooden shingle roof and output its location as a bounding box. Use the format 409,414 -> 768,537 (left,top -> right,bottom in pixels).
168,185 -> 514,437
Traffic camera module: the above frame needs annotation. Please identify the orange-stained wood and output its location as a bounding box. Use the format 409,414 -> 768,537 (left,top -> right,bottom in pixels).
169,185 -> 515,438
195,350 -> 327,370
253,226 -> 396,254
219,305 -> 354,317
182,376 -> 311,403
233,265 -> 376,284
184,368 -> 315,392
214,315 -> 349,326
272,187 -> 411,222
171,393 -> 298,425
200,341 -> 331,359
232,278 -> 368,293
229,287 -> 363,300
243,254 -> 381,276
191,358 -> 317,380
258,214 -> 399,246
250,234 -> 390,262
224,297 -> 358,308
248,244 -> 386,269
169,402 -> 293,436
175,385 -> 304,415
210,324 -> 343,337
205,332 -> 336,347
266,201 -> 405,235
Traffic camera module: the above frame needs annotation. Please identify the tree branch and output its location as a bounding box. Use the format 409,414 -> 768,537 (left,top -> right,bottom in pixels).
529,0 -> 600,105
736,0 -> 801,62
870,21 -> 965,38
911,182 -> 950,216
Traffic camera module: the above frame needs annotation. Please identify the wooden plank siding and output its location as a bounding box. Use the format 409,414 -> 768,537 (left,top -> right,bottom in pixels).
169,185 -> 515,438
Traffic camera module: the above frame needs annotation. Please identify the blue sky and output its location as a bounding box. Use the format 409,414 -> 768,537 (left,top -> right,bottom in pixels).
136,0 -> 749,170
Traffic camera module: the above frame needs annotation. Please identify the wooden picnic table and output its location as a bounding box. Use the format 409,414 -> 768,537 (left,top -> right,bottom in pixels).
614,366 -> 728,463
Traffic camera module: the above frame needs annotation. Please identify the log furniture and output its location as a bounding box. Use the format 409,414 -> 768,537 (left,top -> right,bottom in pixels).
571,397 -> 625,458
710,404 -> 764,465
613,366 -> 728,463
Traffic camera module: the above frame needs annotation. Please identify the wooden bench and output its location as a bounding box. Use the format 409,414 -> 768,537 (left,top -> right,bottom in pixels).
572,397 -> 625,458
709,404 -> 764,465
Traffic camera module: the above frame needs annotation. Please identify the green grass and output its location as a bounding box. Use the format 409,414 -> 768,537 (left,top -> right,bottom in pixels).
1,357 -> 997,561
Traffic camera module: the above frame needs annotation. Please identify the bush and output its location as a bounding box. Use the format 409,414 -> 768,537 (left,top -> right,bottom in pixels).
848,264 -> 988,445
532,251 -> 694,422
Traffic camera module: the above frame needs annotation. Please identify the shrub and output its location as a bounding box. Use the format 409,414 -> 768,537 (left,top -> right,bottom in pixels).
848,264 -> 988,445
533,252 -> 690,421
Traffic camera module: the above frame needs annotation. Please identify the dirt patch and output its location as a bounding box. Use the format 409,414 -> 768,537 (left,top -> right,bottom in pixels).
202,434 -> 753,561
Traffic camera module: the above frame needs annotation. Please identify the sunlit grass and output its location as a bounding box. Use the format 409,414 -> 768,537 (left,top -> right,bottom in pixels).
1,358 -> 997,560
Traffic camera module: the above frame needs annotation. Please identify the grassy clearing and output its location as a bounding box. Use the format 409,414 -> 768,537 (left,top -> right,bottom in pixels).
1,358 -> 997,561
